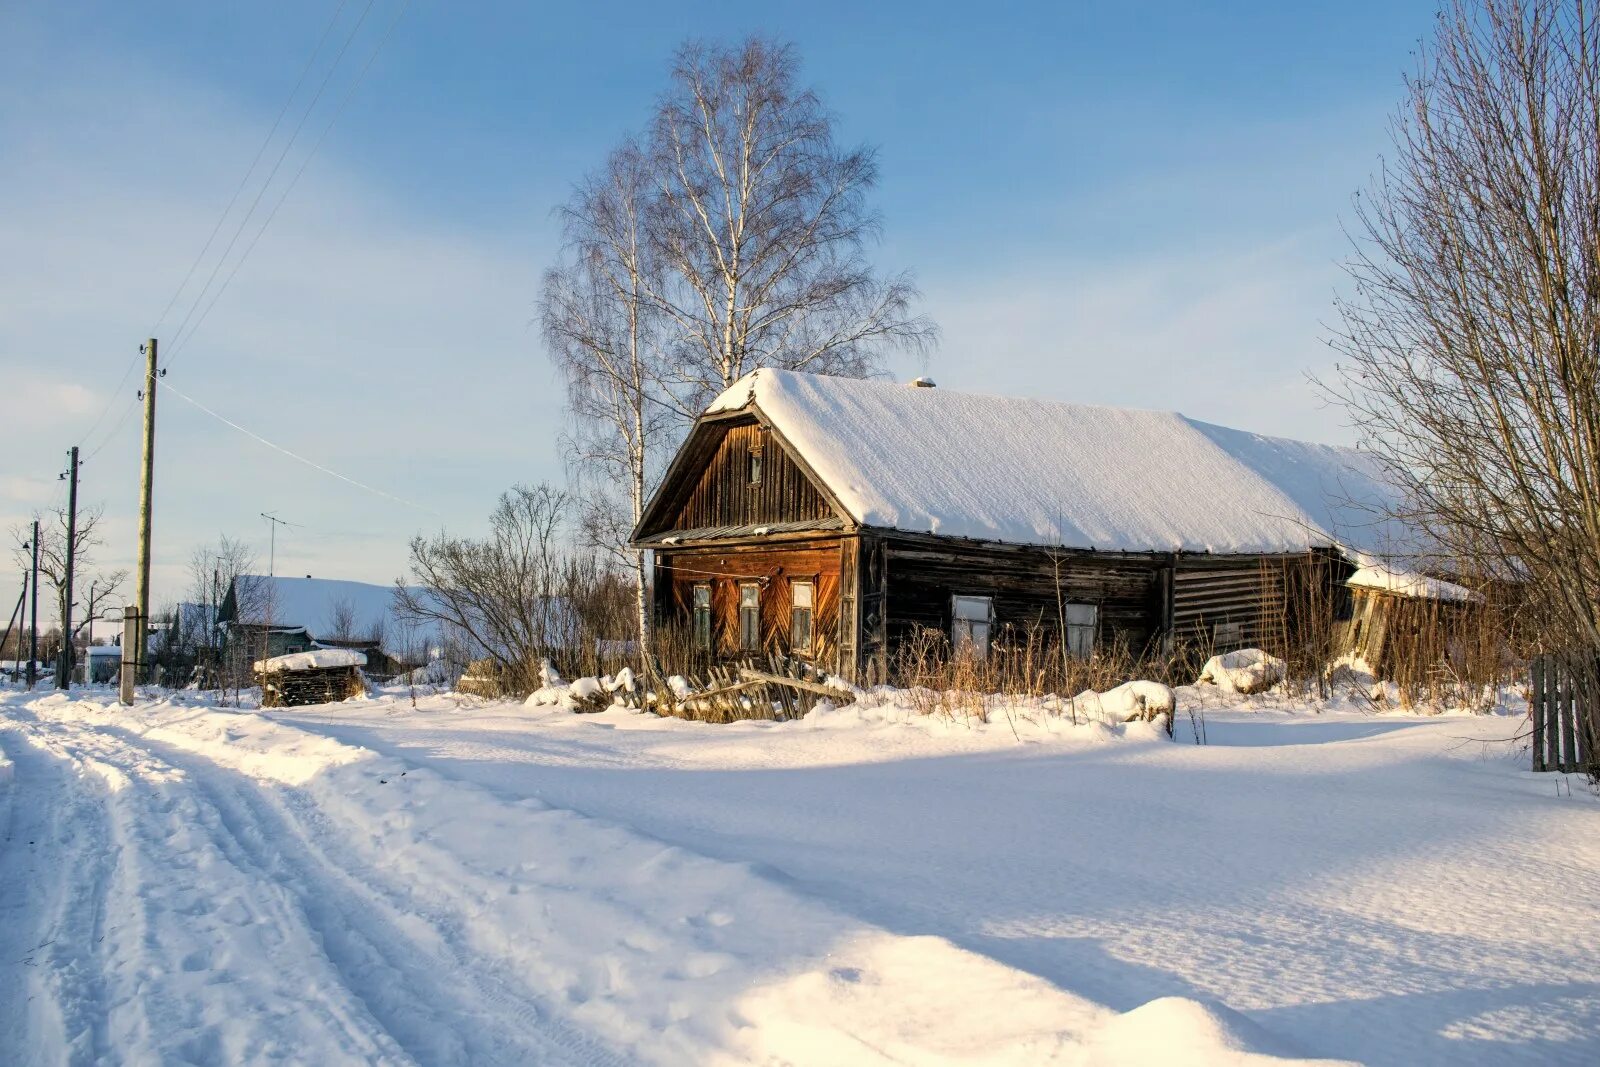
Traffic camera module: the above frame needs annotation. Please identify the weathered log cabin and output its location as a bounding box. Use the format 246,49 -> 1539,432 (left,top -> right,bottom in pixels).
632,369 -> 1425,684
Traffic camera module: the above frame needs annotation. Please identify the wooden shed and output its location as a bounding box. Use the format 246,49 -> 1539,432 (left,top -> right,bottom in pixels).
633,370 -> 1423,684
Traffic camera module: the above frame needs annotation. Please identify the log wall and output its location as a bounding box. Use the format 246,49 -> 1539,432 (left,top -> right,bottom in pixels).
876,534 -> 1167,663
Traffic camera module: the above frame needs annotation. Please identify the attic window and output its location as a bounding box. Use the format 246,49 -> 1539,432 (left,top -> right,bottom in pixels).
748,443 -> 764,485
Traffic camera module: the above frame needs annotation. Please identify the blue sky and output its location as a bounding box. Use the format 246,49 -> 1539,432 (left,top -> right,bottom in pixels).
0,0 -> 1437,617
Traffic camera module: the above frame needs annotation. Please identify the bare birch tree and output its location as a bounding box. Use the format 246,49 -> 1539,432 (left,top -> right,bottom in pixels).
1330,0 -> 1600,746
543,37 -> 935,666
649,37 -> 936,407
542,140 -> 676,660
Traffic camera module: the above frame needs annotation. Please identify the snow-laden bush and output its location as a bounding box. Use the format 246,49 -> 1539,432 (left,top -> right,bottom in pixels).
1197,649 -> 1285,694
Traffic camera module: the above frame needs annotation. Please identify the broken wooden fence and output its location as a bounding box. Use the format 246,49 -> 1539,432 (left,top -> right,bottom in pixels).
1530,654 -> 1597,774
667,653 -> 853,723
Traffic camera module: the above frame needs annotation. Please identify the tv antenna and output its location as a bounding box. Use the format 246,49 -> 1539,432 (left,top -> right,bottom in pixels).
260,512 -> 301,578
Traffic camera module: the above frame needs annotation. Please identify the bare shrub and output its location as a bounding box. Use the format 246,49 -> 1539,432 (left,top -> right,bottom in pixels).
397,483 -> 634,697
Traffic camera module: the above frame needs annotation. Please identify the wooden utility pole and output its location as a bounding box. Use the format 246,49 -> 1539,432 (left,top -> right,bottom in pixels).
28,518 -> 38,689
136,337 -> 158,677
58,446 -> 79,689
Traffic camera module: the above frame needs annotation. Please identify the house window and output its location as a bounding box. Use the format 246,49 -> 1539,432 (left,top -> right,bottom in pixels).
748,444 -> 764,485
739,583 -> 762,651
790,581 -> 814,654
1064,603 -> 1098,659
692,584 -> 712,649
951,595 -> 992,659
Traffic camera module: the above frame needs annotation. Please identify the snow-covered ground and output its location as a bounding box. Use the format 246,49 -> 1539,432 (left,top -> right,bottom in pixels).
1,686 -> 1595,1065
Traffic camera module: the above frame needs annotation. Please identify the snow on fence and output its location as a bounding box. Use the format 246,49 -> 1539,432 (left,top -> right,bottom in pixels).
1530,654 -> 1598,774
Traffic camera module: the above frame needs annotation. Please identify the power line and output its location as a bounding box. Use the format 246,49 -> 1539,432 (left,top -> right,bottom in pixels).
83,393 -> 141,462
165,0 -> 381,360
162,380 -> 439,517
150,0 -> 356,341
166,0 -> 411,366
77,1 -> 359,450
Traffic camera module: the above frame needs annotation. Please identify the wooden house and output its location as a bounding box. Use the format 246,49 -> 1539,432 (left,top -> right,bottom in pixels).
633,370 -> 1429,684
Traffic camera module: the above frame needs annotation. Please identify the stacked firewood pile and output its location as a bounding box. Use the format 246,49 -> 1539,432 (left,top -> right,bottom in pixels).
259,666 -> 367,708
255,649 -> 369,708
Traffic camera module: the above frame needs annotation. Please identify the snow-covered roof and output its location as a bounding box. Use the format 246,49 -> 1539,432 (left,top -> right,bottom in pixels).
254,648 -> 367,673
228,576 -> 440,654
1347,559 -> 1479,603
701,370 -> 1423,557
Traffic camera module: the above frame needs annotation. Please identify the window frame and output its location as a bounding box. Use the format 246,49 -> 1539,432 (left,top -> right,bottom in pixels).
691,583 -> 712,650
748,443 -> 765,486
790,579 -> 815,655
1063,602 -> 1098,660
950,594 -> 994,660
738,582 -> 762,652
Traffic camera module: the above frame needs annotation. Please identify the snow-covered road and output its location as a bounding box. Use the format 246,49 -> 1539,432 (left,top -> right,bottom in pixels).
2,688 -> 1595,1066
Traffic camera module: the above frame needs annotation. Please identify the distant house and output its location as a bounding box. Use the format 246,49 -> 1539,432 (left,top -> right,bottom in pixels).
632,369 -> 1444,683
82,644 -> 122,685
217,575 -> 441,678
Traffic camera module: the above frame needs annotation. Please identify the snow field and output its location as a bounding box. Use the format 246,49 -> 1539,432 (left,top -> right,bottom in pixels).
1,691 -> 1357,1065
275,691 -> 1600,1066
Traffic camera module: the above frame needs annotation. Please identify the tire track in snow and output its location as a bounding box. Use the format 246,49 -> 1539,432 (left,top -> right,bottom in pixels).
0,727 -> 118,1065
105,724 -> 629,1067
8,713 -> 409,1065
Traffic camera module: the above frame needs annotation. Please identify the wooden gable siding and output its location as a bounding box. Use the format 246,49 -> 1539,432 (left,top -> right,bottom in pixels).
876,534 -> 1166,661
666,421 -> 836,533
655,539 -> 845,669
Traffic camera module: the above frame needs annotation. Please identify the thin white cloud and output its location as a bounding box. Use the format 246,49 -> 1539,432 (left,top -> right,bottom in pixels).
0,56 -> 565,609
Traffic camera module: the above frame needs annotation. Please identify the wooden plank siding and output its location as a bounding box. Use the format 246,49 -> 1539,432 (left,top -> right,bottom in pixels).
655,540 -> 844,669
662,419 -> 835,533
